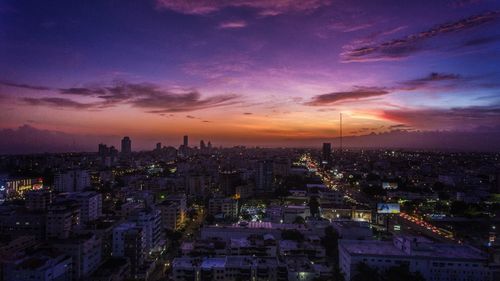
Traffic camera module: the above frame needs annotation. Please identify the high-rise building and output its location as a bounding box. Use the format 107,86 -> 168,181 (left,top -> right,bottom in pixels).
200,140 -> 206,151
256,160 -> 274,193
158,194 -> 187,230
121,136 -> 131,154
98,143 -> 109,157
156,142 -> 162,150
129,208 -> 163,252
322,143 -> 332,165
112,223 -> 145,277
183,135 -> 188,147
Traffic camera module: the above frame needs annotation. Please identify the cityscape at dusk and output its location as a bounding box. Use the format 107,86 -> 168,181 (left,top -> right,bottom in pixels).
0,1 -> 500,281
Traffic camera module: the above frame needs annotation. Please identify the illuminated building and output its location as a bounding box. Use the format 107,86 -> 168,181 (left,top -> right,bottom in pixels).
128,208 -> 163,252
158,195 -> 186,230
5,178 -> 44,199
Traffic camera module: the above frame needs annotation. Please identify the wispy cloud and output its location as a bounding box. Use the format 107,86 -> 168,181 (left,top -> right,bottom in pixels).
0,80 -> 51,91
218,20 -> 247,29
155,0 -> 330,16
305,87 -> 389,106
399,72 -> 462,90
379,105 -> 500,130
341,11 -> 500,62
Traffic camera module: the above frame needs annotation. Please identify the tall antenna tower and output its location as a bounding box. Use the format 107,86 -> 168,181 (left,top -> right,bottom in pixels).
339,112 -> 343,152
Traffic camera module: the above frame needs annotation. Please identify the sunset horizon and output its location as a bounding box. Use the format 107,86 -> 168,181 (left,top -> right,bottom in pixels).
1,0 -> 500,152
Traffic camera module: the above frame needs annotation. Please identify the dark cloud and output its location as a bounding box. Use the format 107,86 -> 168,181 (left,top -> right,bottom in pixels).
342,11 -> 500,62
243,112 -> 253,115
0,80 -> 51,91
462,35 -> 500,46
399,72 -> 462,90
0,125 -> 100,154
389,124 -> 412,130
186,115 -> 196,119
305,71 -> 488,107
305,87 -> 389,106
22,97 -> 95,109
20,81 -> 240,113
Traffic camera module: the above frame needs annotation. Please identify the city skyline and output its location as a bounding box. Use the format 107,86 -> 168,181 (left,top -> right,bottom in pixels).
1,0 -> 500,153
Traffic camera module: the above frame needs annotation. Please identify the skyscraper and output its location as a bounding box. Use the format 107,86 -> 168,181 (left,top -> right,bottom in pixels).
156,142 -> 162,150
322,142 -> 332,165
183,135 -> 188,147
256,160 -> 274,193
121,136 -> 131,154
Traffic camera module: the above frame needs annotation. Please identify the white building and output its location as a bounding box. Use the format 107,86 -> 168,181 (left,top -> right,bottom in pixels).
4,250 -> 72,281
67,191 -> 102,223
283,205 -> 310,223
52,233 -> 102,280
46,202 -> 81,239
112,223 -> 146,277
339,235 -> 495,281
158,194 -> 186,230
172,256 -> 288,281
54,170 -> 90,192
331,220 -> 373,240
208,197 -> 238,218
129,208 -> 163,252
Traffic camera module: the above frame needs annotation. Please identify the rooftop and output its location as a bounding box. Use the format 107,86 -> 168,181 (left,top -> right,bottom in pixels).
340,236 -> 488,261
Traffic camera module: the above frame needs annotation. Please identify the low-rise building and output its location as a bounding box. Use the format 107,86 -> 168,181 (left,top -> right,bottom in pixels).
339,235 -> 495,281
172,256 -> 288,281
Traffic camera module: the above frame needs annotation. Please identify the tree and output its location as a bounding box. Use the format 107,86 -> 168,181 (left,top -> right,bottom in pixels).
351,262 -> 380,281
322,226 -> 340,258
293,216 -> 305,225
382,264 -> 425,281
205,214 -> 215,225
240,210 -> 252,221
281,229 -> 304,242
450,200 -> 467,216
309,196 -> 320,217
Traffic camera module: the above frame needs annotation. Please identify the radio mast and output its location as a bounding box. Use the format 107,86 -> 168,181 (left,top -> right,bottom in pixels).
339,112 -> 343,152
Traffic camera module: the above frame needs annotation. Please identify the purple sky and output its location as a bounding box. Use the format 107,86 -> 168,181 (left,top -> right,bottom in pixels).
1,0 -> 500,153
